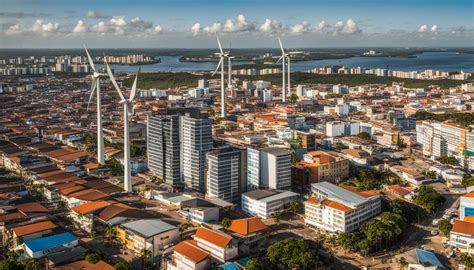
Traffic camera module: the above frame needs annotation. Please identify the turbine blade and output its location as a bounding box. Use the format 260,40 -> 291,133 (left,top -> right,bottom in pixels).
278,37 -> 285,54
84,45 -> 96,72
276,55 -> 284,64
129,68 -> 140,101
86,78 -> 97,111
106,61 -> 126,102
212,58 -> 223,76
217,36 -> 224,54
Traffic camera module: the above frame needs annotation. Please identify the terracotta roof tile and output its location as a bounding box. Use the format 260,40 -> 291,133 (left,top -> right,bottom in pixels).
72,201 -> 111,215
463,192 -> 474,198
0,211 -> 26,223
12,220 -> 57,237
174,240 -> 210,263
228,217 -> 268,236
16,202 -> 49,213
452,219 -> 474,235
320,199 -> 352,212
194,227 -> 232,248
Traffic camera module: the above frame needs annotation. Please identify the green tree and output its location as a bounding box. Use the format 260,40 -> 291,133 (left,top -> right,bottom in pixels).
357,132 -> 371,140
462,175 -> 474,187
288,93 -> 299,104
139,248 -> 152,269
413,185 -> 445,213
106,158 -> 124,176
398,257 -> 408,270
104,225 -> 117,246
289,200 -> 301,214
290,153 -> 298,165
220,217 -> 232,228
460,253 -> 474,270
20,258 -> 45,270
271,211 -> 282,224
337,232 -> 361,252
334,142 -> 348,150
114,262 -> 130,270
437,156 -> 457,165
85,252 -> 101,264
438,219 -> 453,236
246,258 -> 266,270
267,238 -> 320,269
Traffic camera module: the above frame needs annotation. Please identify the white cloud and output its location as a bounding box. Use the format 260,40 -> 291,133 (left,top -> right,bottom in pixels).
204,23 -> 221,34
418,24 -> 428,33
333,19 -> 361,35
31,19 -> 59,32
5,23 -> 21,35
259,19 -> 283,33
72,20 -> 87,33
191,23 -> 201,35
91,21 -> 107,33
291,21 -> 310,34
154,25 -> 163,34
431,25 -> 438,32
314,20 -> 327,33
87,10 -> 98,18
223,14 -> 254,32
110,16 -> 127,27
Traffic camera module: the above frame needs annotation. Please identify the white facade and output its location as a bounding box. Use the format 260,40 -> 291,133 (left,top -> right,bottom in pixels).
260,148 -> 291,190
241,190 -> 299,219
326,121 -> 360,137
305,182 -> 381,233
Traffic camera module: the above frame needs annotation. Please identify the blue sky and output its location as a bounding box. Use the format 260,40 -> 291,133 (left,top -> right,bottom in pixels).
0,0 -> 473,48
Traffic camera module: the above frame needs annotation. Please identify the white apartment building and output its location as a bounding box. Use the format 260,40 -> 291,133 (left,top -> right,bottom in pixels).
305,182 -> 381,233
241,189 -> 299,219
460,192 -> 474,221
167,240 -> 210,270
260,147 -> 292,189
418,120 -> 474,171
450,220 -> 474,254
206,146 -> 242,203
326,121 -> 360,137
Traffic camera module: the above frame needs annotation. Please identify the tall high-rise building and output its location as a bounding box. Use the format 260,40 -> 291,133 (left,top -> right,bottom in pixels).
206,146 -> 243,203
147,108 -> 212,190
182,112 -> 212,192
260,147 -> 292,190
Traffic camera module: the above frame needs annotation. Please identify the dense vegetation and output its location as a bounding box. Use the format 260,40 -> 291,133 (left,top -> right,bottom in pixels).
413,185 -> 445,213
106,158 -> 124,176
247,238 -> 330,270
438,219 -> 453,236
337,199 -> 422,256
122,71 -> 471,90
462,175 -> 474,187
413,111 -> 474,128
344,166 -> 402,191
0,250 -> 45,270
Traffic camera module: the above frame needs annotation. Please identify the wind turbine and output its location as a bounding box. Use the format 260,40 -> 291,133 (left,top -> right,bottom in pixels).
212,36 -> 228,118
276,37 -> 288,103
226,44 -> 234,89
106,61 -> 139,193
84,46 -> 107,165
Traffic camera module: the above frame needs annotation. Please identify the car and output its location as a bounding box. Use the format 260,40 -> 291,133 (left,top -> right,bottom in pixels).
431,230 -> 439,236
432,219 -> 440,226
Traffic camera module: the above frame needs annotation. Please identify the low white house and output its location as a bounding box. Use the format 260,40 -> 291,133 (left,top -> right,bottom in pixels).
193,227 -> 238,262
450,219 -> 474,254
167,240 -> 210,270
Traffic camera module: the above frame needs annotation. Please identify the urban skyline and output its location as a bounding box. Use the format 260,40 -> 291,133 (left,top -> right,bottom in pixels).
0,0 -> 473,48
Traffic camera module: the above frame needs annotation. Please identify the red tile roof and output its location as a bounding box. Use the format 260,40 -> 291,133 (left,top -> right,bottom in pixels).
228,217 -> 268,236
72,201 -> 111,215
12,220 -> 57,237
194,227 -> 232,248
452,219 -> 474,235
16,202 -> 49,213
174,240 -> 210,263
321,199 -> 352,212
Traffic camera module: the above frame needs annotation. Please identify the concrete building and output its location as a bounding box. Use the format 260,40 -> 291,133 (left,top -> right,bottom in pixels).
193,227 -> 238,262
241,189 -> 299,219
167,240 -> 211,270
304,182 -> 381,233
450,219 -> 474,254
460,192 -> 474,222
326,121 -> 360,137
260,147 -> 292,190
117,219 -> 179,263
206,146 -> 243,203
148,109 -> 212,190
292,151 -> 350,185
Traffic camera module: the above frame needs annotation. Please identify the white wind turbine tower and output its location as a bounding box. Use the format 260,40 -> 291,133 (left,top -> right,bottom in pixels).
276,37 -> 289,103
84,46 -> 107,165
226,44 -> 234,89
106,61 -> 139,193
212,36 -> 229,118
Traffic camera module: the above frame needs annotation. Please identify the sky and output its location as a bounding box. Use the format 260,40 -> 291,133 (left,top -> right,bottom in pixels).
0,0 -> 473,48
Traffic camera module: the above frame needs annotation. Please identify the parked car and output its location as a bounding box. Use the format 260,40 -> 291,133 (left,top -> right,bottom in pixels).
432,219 -> 440,226
431,230 -> 439,236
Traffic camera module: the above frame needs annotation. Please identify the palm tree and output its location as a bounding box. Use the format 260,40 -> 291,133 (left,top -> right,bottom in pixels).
460,253 -> 473,270
104,225 -> 117,246
398,256 -> 408,270
139,248 -> 152,269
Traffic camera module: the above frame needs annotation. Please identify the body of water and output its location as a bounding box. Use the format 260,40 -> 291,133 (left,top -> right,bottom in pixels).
105,52 -> 474,73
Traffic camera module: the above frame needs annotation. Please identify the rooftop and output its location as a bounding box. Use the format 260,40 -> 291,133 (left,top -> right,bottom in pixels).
12,220 -> 57,237
194,227 -> 232,248
174,240 -> 209,263
121,219 -> 177,238
24,232 -> 78,253
312,181 -> 374,208
228,217 -> 268,236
